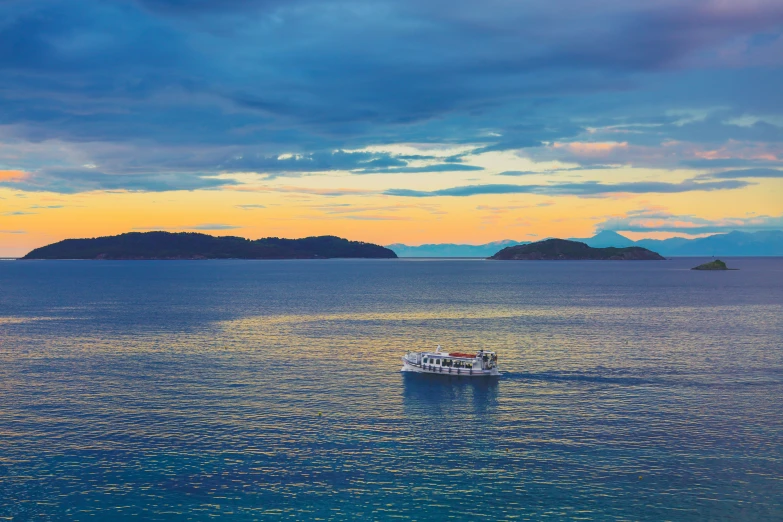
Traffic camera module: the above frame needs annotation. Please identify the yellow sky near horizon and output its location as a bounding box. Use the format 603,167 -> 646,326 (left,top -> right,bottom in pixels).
1,163 -> 781,257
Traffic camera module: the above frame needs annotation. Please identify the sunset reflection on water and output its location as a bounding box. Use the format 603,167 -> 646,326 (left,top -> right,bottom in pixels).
0,258 -> 781,520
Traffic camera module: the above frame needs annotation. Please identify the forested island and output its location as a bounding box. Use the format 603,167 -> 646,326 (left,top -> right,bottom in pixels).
489,238 -> 665,260
22,232 -> 398,260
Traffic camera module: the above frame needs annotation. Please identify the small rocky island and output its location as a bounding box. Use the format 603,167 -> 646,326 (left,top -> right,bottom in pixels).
489,238 -> 665,260
691,259 -> 736,270
22,231 -> 398,260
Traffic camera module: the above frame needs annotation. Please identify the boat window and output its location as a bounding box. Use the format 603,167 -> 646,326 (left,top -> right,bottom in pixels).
436,359 -> 441,365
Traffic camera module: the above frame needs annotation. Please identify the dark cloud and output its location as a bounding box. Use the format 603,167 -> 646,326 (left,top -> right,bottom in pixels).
666,118 -> 783,144
134,0 -> 285,14
0,0 -> 782,192
0,167 -> 238,193
385,179 -> 751,198
218,150 -> 445,174
470,124 -> 585,154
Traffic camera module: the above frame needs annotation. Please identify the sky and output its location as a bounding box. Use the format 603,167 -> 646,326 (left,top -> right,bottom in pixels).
0,0 -> 782,256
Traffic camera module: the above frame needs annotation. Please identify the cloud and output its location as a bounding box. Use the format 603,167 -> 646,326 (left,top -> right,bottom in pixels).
680,158 -> 783,168
352,164 -> 484,174
476,202 -> 554,212
341,215 -> 412,221
384,179 -> 752,198
219,150 -> 417,174
696,168 -> 783,179
2,211 -> 36,216
518,135 -> 783,168
190,223 -> 242,230
497,165 -> 619,176
315,204 -> 406,214
0,229 -> 26,234
236,204 -> 267,210
0,167 -> 239,193
133,0 -> 291,15
496,171 -> 538,177
132,223 -> 242,231
470,125 -> 585,154
595,209 -> 783,234
218,150 -> 484,176
229,185 -> 378,196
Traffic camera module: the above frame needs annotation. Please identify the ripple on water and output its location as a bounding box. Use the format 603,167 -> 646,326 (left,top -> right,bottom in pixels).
0,258 -> 781,520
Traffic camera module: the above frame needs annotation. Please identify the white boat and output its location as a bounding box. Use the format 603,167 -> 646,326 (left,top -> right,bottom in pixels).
401,345 -> 500,377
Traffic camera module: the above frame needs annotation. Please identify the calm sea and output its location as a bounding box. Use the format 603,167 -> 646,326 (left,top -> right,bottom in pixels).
1,258 -> 782,521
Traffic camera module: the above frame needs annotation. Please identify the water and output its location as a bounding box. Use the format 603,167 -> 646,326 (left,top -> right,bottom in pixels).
1,258 -> 781,521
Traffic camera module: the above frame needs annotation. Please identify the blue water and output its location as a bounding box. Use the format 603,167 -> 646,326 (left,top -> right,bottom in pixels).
1,258 -> 782,521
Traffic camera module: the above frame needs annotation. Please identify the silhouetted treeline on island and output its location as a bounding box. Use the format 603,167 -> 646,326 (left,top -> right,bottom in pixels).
489,238 -> 665,260
22,232 -> 398,260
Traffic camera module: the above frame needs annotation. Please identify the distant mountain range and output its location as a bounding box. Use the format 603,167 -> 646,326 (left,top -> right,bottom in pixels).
573,230 -> 783,256
386,240 -> 525,258
388,230 -> 783,257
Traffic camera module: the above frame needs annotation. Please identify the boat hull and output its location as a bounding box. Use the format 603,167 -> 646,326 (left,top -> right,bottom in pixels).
401,358 -> 500,377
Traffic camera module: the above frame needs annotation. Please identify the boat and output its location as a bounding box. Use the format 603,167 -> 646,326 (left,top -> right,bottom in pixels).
401,345 -> 500,377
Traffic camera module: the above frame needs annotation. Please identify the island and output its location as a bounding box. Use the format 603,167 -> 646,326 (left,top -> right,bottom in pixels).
489,238 -> 665,260
21,231 -> 398,260
691,259 -> 736,270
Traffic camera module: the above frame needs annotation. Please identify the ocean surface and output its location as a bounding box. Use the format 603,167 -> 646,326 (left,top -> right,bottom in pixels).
1,257 -> 781,521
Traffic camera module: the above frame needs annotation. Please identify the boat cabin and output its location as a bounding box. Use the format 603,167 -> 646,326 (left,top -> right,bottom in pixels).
406,348 -> 498,374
